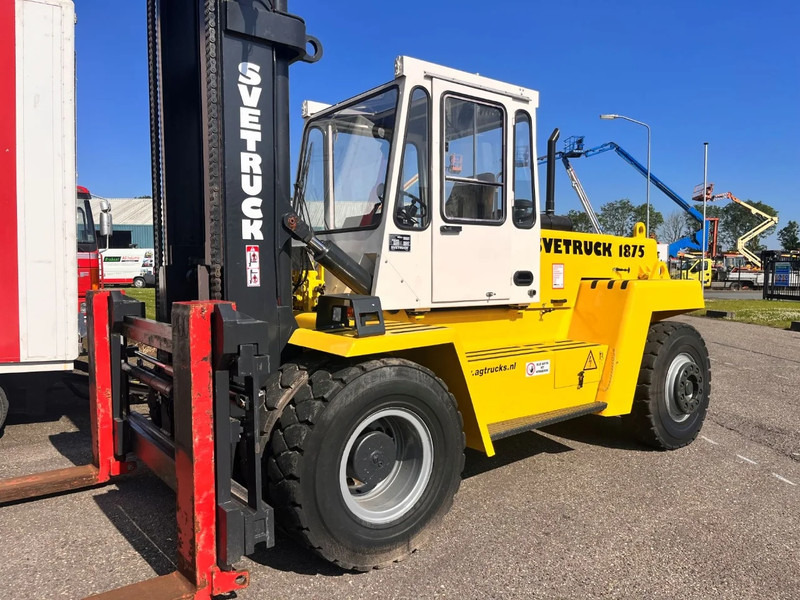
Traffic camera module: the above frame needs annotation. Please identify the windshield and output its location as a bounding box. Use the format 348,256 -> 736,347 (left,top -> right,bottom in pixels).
295,87 -> 398,232
76,199 -> 97,251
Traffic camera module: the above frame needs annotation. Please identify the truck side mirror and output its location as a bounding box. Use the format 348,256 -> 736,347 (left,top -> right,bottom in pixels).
99,212 -> 113,237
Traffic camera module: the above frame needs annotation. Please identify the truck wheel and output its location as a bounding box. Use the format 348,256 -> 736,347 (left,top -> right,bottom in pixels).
624,322 -> 710,450
729,282 -> 741,291
0,385 -> 8,433
132,277 -> 146,289
265,358 -> 465,570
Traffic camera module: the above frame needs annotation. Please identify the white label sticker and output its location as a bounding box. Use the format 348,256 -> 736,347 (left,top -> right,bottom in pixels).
246,245 -> 260,268
246,245 -> 261,287
526,360 -> 551,377
247,268 -> 261,287
552,263 -> 564,289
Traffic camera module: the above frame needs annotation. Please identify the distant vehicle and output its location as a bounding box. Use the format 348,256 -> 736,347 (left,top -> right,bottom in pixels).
100,248 -> 155,288
676,257 -> 712,287
725,268 -> 765,290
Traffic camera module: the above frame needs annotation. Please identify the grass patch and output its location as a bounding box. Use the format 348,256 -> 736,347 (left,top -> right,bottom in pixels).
692,298 -> 800,330
120,287 -> 156,320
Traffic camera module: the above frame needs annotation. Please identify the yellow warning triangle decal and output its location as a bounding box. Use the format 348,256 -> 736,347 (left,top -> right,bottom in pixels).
584,350 -> 598,370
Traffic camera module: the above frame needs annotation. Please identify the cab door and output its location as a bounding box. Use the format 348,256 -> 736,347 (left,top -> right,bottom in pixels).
430,79 -> 513,304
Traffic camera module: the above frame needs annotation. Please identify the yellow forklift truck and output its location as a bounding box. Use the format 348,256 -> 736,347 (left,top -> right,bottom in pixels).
0,3 -> 711,594
269,57 -> 711,569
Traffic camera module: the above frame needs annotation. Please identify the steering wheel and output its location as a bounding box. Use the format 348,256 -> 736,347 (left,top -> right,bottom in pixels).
396,191 -> 426,226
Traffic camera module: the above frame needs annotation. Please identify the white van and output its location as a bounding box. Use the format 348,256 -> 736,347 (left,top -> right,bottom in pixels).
100,248 -> 155,288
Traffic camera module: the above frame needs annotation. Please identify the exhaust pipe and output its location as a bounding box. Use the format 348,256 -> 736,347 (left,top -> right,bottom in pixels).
546,128 -> 559,216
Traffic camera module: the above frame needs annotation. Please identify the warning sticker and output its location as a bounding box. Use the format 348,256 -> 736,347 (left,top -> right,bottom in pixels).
583,351 -> 597,370
552,263 -> 564,289
246,245 -> 260,287
526,360 -> 551,377
246,245 -> 260,268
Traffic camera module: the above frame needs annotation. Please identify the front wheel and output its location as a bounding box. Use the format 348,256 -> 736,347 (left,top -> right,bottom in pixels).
623,322 -> 711,449
265,358 -> 465,570
132,277 -> 146,289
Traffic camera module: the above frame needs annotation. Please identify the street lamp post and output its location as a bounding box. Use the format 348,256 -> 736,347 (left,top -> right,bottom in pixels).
600,114 -> 651,236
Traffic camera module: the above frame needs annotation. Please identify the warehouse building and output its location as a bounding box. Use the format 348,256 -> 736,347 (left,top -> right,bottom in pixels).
89,196 -> 154,249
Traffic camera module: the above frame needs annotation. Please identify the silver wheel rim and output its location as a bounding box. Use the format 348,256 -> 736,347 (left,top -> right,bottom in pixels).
665,352 -> 697,423
339,407 -> 433,525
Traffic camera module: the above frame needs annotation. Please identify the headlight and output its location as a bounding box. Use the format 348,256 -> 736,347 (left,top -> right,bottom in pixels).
80,302 -> 87,315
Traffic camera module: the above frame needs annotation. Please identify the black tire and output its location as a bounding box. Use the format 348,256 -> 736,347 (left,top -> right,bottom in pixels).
624,322 -> 711,449
728,281 -> 741,291
132,277 -> 146,289
265,357 -> 465,570
0,385 -> 8,432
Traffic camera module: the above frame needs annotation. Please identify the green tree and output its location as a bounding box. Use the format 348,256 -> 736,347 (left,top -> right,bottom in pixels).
633,204 -> 664,239
778,220 -> 800,250
598,199 -> 635,236
566,209 -> 595,233
597,199 -> 662,237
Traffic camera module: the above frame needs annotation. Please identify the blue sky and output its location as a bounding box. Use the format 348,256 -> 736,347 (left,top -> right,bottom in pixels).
75,0 -> 799,244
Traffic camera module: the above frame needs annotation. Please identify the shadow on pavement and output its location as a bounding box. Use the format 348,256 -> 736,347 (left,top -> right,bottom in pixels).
541,414 -> 646,451
463,430 -> 572,480
2,371 -> 90,428
249,533 -> 349,577
92,474 -> 177,577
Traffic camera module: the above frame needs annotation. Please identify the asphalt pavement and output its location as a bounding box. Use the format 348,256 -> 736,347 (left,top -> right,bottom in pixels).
704,289 -> 763,301
1,316 -> 798,599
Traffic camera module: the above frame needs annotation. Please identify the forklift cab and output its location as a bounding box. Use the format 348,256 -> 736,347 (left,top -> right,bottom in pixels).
293,57 -> 541,311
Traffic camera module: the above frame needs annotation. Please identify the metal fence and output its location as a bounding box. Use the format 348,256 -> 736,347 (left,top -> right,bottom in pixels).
762,251 -> 800,301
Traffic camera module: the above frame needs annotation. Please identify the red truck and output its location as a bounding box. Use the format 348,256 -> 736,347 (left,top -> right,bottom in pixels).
76,186 -> 105,337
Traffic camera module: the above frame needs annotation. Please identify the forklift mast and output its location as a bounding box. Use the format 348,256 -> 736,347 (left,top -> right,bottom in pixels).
148,0 -> 321,359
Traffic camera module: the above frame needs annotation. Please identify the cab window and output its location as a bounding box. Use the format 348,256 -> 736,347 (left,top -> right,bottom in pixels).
295,87 -> 399,232
442,96 -> 504,223
395,87 -> 430,230
512,111 -> 535,228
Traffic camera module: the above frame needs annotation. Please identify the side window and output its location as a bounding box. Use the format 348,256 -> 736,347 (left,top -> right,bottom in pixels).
513,111 -> 535,228
297,127 -> 326,229
443,97 -> 504,223
395,87 -> 430,229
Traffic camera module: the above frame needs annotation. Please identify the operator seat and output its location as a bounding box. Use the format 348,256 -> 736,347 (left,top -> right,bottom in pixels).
444,172 -> 498,220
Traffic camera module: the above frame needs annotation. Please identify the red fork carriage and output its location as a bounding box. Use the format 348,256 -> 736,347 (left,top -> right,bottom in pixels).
0,290 -> 274,599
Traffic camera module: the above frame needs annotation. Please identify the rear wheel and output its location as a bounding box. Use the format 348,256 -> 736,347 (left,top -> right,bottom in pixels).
132,277 -> 146,289
624,322 -> 710,449
265,358 -> 464,570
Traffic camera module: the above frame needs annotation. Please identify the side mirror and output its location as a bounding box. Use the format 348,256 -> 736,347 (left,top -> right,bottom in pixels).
99,212 -> 113,237
99,199 -> 111,213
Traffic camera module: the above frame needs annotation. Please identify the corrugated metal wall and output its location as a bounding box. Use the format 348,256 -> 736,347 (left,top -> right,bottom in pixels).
100,225 -> 154,249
